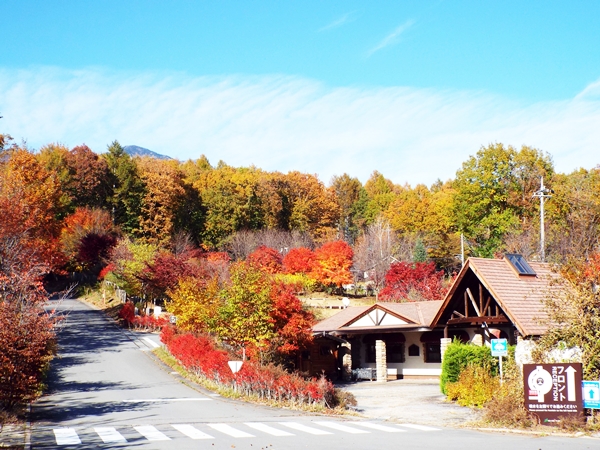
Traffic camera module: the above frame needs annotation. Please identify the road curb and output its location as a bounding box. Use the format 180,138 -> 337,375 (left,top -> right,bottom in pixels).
473,426 -> 600,439
24,403 -> 31,450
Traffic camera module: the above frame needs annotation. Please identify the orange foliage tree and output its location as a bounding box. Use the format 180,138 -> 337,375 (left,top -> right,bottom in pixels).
0,148 -> 64,270
283,247 -> 316,274
313,240 -> 353,290
0,149 -> 60,409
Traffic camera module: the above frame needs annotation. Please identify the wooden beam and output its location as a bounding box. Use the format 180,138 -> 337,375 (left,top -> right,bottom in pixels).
483,295 -> 492,317
466,288 -> 481,316
479,284 -> 483,315
452,310 -> 465,318
464,292 -> 468,318
447,315 -> 510,325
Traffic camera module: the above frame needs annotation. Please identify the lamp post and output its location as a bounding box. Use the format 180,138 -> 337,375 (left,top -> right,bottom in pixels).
532,177 -> 553,262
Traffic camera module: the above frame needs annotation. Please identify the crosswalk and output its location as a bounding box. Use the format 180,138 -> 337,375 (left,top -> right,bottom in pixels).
48,421 -> 440,446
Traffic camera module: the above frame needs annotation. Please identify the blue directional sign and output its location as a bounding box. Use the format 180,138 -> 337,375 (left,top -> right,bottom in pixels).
491,338 -> 508,357
582,381 -> 600,409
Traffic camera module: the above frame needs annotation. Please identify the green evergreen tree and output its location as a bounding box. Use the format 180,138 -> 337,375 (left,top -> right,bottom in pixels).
102,141 -> 145,236
413,238 -> 428,263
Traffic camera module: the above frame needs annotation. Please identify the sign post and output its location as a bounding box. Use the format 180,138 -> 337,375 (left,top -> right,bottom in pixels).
523,363 -> 583,425
490,338 -> 508,384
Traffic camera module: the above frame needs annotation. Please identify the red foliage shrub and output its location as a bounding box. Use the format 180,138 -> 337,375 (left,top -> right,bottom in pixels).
139,252 -> 206,299
119,302 -> 136,324
379,261 -> 446,301
165,330 -> 232,382
98,263 -> 115,280
203,252 -> 230,262
268,282 -> 314,355
247,246 -> 283,274
0,302 -> 55,408
160,324 -> 176,346
77,233 -> 117,267
161,327 -> 335,407
132,314 -> 168,331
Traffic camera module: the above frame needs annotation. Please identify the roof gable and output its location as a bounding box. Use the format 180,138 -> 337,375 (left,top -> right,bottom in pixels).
349,309 -> 409,327
431,257 -> 556,336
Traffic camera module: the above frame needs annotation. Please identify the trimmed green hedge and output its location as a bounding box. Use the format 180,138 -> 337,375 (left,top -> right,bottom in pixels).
440,339 -> 498,394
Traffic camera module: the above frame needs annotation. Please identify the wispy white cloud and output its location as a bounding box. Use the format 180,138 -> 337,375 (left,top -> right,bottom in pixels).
367,19 -> 415,57
318,12 -> 355,32
1,67 -> 599,186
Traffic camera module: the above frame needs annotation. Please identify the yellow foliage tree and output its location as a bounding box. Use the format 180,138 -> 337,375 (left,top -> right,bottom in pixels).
166,276 -> 222,333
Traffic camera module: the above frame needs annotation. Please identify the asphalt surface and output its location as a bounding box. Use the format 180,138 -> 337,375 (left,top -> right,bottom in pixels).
340,378 -> 481,427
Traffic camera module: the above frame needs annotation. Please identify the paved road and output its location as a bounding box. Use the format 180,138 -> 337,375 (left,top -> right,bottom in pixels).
28,298 -> 600,449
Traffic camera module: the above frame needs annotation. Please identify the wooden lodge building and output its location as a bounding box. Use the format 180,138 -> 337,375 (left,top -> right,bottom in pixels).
308,254 -> 555,381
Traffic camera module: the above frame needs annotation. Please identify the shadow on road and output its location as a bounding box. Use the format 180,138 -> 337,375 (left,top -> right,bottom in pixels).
33,302 -> 154,424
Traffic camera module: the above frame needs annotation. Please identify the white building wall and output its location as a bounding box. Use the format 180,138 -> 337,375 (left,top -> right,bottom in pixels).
354,330 -> 476,378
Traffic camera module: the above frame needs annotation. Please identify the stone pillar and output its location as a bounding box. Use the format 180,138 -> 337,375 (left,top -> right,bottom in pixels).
375,339 -> 387,383
440,337 -> 452,362
341,342 -> 352,381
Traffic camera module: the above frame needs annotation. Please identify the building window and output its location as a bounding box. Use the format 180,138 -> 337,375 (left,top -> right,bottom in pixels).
424,343 -> 441,363
386,343 -> 405,363
408,344 -> 420,357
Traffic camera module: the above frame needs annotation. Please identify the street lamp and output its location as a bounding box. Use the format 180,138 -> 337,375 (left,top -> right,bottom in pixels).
532,177 -> 553,262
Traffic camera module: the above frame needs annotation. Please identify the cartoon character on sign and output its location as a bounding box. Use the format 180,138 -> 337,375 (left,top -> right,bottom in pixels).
528,365 -> 553,402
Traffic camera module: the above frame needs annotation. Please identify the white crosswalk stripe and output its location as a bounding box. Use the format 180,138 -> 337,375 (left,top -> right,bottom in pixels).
94,427 -> 127,443
171,424 -> 215,439
134,425 -> 171,441
245,422 -> 295,436
278,422 -> 333,435
397,423 -> 441,431
47,421 -> 438,445
314,421 -> 370,434
53,428 -> 81,445
348,422 -> 406,432
208,423 -> 255,437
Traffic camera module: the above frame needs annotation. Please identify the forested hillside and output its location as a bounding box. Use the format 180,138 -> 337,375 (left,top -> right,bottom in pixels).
8,137 -> 598,266
2,130 -> 600,407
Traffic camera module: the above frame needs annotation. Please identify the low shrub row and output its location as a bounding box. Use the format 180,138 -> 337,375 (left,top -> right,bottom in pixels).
160,325 -> 339,408
118,301 -> 168,331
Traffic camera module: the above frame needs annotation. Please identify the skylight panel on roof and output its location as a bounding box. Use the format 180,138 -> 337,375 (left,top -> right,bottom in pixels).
505,253 -> 536,276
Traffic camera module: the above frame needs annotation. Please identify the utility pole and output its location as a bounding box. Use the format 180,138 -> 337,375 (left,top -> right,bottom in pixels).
532,177 -> 553,262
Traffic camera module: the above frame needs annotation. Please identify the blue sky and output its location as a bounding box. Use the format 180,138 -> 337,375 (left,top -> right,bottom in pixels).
2,1 -> 600,185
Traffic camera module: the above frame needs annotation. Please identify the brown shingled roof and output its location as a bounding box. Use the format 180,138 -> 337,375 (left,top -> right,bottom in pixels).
312,300 -> 444,334
312,305 -> 371,333
431,257 -> 557,336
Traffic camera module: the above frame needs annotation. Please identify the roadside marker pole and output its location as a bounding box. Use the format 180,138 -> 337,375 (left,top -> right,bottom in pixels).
499,355 -> 503,385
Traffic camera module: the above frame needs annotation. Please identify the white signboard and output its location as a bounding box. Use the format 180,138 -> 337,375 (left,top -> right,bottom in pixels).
228,361 -> 243,374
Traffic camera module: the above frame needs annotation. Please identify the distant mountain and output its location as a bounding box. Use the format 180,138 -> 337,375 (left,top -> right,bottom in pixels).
123,145 -> 172,160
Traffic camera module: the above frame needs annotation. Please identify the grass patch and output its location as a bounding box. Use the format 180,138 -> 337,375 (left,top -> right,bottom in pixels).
78,285 -> 124,322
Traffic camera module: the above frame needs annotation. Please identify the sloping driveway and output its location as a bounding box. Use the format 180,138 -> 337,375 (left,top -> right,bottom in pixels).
340,379 -> 481,427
